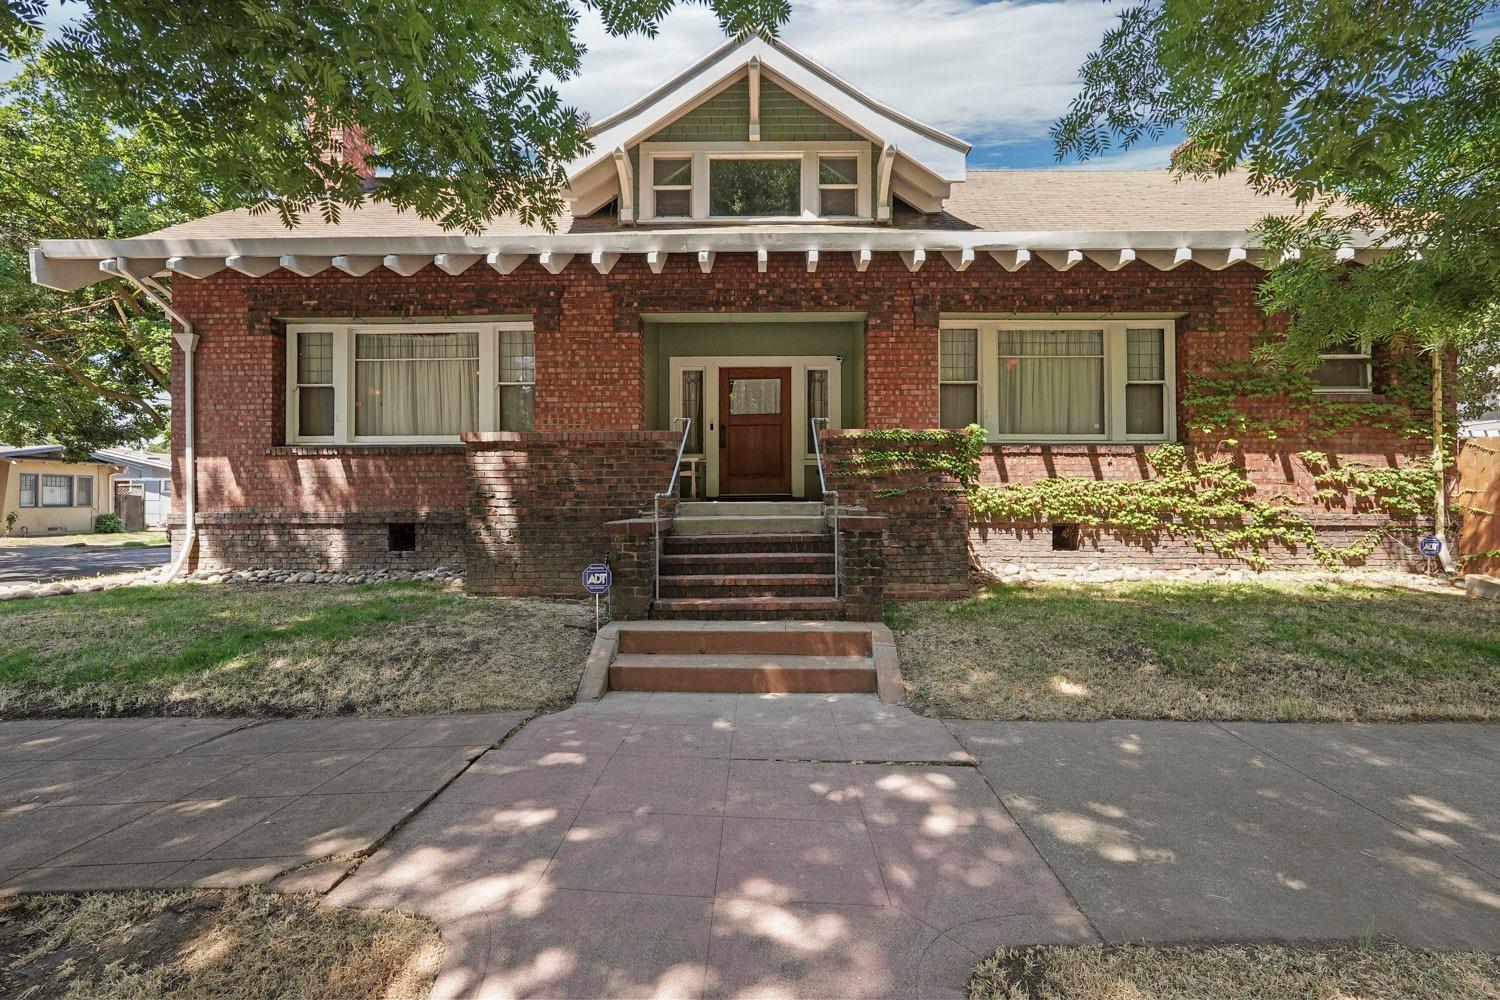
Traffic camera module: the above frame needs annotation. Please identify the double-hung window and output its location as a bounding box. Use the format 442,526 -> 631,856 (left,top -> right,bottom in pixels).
286,321 -> 535,444
76,476 -> 94,507
640,142 -> 871,222
939,329 -> 979,428
1314,341 -> 1373,392
41,474 -> 72,507
18,473 -> 37,507
942,319 -> 1176,442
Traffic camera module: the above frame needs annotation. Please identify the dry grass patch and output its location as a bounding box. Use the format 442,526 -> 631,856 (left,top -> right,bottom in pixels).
0,582 -> 595,717
0,888 -> 440,1000
890,579 -> 1500,722
969,941 -> 1500,999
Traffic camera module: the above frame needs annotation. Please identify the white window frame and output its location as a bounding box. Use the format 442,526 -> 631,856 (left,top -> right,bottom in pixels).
938,328 -> 980,429
941,318 -> 1177,444
817,152 -> 861,218
649,155 -> 693,219
286,321 -> 534,445
1314,343 -> 1373,394
496,327 -> 537,432
639,141 -> 872,223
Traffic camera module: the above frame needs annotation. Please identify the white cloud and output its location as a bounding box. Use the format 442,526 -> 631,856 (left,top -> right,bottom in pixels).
556,0 -> 1122,149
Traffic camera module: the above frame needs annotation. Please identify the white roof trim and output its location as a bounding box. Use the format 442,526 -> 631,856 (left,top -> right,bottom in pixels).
566,35 -> 969,185
30,228 -> 1390,291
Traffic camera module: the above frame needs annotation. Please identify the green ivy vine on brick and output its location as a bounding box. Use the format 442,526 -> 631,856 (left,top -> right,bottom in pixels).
1179,358 -> 1430,443
837,428 -> 1436,570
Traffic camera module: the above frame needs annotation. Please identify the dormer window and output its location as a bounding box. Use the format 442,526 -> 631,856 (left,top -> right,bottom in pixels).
640,142 -> 871,223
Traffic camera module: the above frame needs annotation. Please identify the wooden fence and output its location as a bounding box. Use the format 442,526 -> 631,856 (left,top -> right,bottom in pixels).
1457,437 -> 1500,576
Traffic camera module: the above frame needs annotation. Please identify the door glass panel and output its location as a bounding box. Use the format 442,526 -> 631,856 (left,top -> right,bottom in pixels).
728,378 -> 782,415
806,370 -> 829,453
681,370 -> 703,452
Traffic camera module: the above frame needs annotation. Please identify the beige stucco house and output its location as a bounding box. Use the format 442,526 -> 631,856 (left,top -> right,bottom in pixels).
1,446 -> 121,536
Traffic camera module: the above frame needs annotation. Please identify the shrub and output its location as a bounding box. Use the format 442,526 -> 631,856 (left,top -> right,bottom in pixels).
93,513 -> 125,534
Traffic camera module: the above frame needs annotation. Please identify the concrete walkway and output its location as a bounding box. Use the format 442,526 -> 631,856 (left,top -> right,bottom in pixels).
329,694 -> 1089,999
950,719 -> 1500,952
0,713 -> 525,892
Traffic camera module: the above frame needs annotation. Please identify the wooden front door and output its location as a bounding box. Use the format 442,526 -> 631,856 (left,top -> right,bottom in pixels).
719,367 -> 791,495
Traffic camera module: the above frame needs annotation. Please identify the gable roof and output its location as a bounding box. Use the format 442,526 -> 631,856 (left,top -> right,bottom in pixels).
568,34 -> 969,182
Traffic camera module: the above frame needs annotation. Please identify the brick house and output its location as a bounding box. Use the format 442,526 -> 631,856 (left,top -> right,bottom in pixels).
30,35 -> 1433,617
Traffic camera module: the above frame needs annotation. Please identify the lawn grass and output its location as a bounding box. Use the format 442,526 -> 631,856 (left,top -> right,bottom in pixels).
0,530 -> 169,548
889,580 -> 1500,722
969,941 -> 1500,999
0,582 -> 595,717
0,888 -> 439,1000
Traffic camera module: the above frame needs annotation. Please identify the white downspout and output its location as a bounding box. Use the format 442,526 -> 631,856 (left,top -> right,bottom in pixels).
100,258 -> 198,580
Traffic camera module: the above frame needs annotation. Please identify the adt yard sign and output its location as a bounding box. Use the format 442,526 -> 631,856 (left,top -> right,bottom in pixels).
582,563 -> 612,594
1419,535 -> 1444,558
582,562 -> 612,631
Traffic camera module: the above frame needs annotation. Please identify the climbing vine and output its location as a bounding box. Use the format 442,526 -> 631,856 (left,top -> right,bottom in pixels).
1179,358 -> 1432,443
837,428 -> 1438,570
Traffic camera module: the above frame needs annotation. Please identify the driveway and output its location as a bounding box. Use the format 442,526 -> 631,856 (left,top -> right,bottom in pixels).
0,712 -> 525,892
0,543 -> 170,583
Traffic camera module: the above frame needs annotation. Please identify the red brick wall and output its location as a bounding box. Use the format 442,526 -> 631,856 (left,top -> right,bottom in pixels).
464,430 -> 679,596
165,253 -> 1433,578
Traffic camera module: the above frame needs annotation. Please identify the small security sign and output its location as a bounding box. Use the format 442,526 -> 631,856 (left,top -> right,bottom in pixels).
582,562 -> 612,594
1418,535 -> 1444,558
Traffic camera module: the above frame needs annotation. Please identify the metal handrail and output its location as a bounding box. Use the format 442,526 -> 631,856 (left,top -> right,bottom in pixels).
810,416 -> 841,600
654,416 -> 692,601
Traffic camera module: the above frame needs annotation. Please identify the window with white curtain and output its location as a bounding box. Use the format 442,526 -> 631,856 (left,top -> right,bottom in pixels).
41,474 -> 72,507
942,319 -> 1176,442
18,473 -> 36,507
286,321 -> 533,444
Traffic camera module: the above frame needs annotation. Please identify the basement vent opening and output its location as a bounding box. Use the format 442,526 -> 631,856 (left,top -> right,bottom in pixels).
388,523 -> 417,552
1052,523 -> 1081,551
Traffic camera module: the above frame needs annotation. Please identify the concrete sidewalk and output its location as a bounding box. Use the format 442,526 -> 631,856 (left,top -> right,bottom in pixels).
949,719 -> 1500,952
329,693 -> 1088,999
0,712 -> 526,892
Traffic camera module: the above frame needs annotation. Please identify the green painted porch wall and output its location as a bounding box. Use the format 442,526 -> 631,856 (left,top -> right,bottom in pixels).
644,319 -> 866,430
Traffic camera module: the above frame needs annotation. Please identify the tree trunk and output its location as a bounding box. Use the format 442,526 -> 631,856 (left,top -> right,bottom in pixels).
1431,348 -> 1457,572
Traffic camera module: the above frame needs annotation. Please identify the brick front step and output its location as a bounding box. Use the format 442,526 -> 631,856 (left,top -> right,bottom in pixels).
617,626 -> 872,657
661,551 -> 835,574
650,596 -> 844,620
660,573 -> 836,599
608,652 -> 876,694
665,533 -> 833,555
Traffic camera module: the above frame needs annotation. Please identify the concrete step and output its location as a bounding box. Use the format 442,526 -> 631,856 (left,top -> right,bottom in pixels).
665,533 -> 832,555
672,515 -> 827,535
609,652 -> 876,695
618,626 -> 872,657
677,501 -> 823,517
660,573 -> 835,598
651,596 -> 844,620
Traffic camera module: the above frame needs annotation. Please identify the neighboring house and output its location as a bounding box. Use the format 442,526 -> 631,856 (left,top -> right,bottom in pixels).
93,447 -> 172,528
28,36 -> 1437,613
0,446 -> 120,536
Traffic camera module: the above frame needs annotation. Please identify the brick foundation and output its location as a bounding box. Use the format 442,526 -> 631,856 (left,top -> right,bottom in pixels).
464,430 -> 679,597
174,510 -> 465,573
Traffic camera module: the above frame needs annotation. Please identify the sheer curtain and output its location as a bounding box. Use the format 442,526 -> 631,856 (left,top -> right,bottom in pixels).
355,332 -> 479,437
997,329 -> 1105,436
